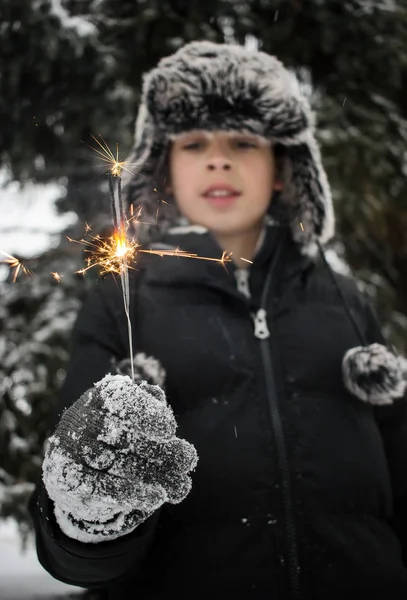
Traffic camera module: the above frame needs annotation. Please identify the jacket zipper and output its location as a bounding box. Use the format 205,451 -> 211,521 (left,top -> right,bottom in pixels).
251,260 -> 301,600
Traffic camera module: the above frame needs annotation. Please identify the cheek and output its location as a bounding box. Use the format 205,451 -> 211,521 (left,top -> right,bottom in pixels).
251,159 -> 274,188
242,161 -> 274,202
171,160 -> 201,218
171,156 -> 197,193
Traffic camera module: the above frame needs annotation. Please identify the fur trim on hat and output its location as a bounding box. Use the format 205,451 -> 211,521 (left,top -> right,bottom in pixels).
122,40 -> 334,256
342,343 -> 407,405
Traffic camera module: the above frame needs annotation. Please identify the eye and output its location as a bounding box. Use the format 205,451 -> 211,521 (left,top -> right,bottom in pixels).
183,142 -> 202,150
235,139 -> 257,148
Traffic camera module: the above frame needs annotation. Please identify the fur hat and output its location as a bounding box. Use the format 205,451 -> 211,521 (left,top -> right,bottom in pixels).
122,40 -> 334,256
122,40 -> 406,406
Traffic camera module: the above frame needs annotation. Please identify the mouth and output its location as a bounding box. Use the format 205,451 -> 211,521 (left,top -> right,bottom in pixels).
202,185 -> 241,208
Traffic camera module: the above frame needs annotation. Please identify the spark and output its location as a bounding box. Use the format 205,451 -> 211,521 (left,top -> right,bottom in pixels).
300,222 -> 304,231
86,134 -> 138,178
51,272 -> 63,283
68,232 -> 233,276
127,205 -> 143,225
139,247 -> 233,268
0,250 -> 32,282
84,222 -> 92,233
240,257 -> 253,265
68,230 -> 139,276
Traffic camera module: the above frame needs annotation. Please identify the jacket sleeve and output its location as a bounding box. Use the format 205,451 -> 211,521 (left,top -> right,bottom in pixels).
362,297 -> 407,565
29,276 -> 163,588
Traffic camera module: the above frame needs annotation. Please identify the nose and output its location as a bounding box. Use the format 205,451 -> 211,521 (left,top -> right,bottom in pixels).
207,149 -> 232,171
207,157 -> 231,171
205,137 -> 232,171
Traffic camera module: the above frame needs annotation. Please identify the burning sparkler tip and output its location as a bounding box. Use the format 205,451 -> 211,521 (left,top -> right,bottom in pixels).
88,133 -> 128,178
69,227 -> 139,277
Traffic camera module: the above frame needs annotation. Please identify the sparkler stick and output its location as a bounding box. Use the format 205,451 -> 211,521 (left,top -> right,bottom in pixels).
107,173 -> 119,231
108,172 -> 136,383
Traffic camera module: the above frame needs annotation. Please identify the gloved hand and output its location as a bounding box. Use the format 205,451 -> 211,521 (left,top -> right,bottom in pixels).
42,374 -> 198,543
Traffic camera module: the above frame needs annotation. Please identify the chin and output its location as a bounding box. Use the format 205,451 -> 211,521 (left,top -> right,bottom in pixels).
205,220 -> 262,238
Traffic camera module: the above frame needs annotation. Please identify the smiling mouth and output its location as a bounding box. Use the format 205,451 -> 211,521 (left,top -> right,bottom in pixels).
203,190 -> 241,198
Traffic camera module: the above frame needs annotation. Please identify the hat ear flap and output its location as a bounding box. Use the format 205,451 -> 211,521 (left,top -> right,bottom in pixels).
342,342 -> 407,405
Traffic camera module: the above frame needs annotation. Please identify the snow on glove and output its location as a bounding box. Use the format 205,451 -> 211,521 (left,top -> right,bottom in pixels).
42,374 -> 198,543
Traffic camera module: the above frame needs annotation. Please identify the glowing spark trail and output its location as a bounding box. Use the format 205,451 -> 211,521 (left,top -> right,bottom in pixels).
0,250 -> 32,282
51,272 -> 63,283
68,235 -> 233,275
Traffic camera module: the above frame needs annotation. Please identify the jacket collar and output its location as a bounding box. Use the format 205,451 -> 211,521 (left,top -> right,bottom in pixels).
139,223 -> 316,298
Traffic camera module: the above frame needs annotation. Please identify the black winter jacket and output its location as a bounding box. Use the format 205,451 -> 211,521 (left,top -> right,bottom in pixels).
30,225 -> 407,599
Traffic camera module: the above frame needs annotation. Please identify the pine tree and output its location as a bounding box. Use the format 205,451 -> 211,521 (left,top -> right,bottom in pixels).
0,248 -> 89,540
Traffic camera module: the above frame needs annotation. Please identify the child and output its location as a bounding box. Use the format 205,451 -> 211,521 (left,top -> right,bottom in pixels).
30,41 -> 407,600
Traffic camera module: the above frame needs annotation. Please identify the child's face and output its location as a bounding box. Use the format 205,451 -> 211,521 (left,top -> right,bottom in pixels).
168,131 -> 281,237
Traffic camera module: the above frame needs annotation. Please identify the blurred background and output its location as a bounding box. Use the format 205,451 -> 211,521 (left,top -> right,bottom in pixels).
0,0 -> 407,598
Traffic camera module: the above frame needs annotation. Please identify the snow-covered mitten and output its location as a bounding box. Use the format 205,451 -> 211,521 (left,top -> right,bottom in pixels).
42,374 -> 198,543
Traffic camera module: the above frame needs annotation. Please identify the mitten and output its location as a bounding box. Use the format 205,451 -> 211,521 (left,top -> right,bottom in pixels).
42,374 -> 198,543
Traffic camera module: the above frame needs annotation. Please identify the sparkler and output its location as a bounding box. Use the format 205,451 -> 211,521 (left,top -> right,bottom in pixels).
81,134 -> 234,380
86,135 -> 137,381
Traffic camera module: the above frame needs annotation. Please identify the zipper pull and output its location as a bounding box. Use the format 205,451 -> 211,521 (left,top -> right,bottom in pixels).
235,268 -> 251,300
252,308 -> 270,339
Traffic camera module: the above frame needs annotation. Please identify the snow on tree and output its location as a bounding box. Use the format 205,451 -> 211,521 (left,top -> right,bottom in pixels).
0,251 -> 87,539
